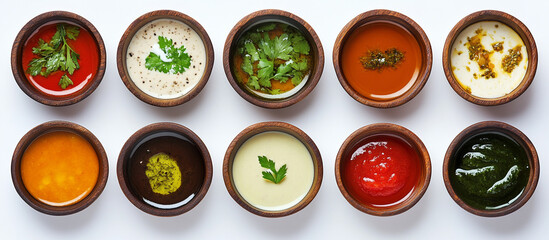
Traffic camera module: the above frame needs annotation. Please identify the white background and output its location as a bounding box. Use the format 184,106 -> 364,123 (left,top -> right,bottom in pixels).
1,0 -> 548,239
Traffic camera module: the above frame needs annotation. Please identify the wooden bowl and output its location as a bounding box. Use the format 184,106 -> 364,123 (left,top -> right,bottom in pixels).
335,123 -> 431,216
117,10 -> 214,107
223,122 -> 323,217
223,9 -> 324,109
333,9 -> 432,108
117,122 -> 212,216
443,121 -> 539,217
11,11 -> 106,106
11,121 -> 109,215
442,10 -> 537,106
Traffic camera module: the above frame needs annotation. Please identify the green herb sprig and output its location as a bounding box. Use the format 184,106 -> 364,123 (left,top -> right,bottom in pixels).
258,156 -> 287,184
27,24 -> 80,89
145,36 -> 191,74
236,23 -> 311,95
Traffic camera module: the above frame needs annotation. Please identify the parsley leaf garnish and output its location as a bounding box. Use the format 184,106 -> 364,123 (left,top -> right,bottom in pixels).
235,23 -> 311,94
59,75 -> 73,89
26,24 -> 80,89
258,156 -> 287,184
145,36 -> 191,74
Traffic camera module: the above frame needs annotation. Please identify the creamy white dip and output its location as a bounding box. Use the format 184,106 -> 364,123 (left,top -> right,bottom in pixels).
451,21 -> 528,98
232,131 -> 314,211
126,19 -> 206,99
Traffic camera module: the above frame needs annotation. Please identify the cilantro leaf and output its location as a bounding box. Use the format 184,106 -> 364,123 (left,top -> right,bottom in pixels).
248,76 -> 260,90
145,36 -> 191,74
244,40 -> 259,62
26,23 -> 81,90
273,61 -> 293,82
273,34 -> 293,60
291,71 -> 304,86
27,58 -> 46,76
290,34 -> 310,55
257,59 -> 273,87
259,33 -> 275,60
291,58 -> 308,71
58,75 -> 73,89
241,55 -> 254,76
65,25 -> 80,40
258,156 -> 287,184
256,23 -> 276,32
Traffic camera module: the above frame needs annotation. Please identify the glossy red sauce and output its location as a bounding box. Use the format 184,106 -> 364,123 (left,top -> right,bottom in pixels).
22,22 -> 99,97
342,135 -> 420,207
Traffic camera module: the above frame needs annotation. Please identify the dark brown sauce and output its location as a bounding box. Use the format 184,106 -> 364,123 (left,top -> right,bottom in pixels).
127,133 -> 205,209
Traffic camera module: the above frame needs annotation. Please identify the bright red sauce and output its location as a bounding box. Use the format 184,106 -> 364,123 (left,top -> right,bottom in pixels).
342,135 -> 421,207
21,22 -> 99,97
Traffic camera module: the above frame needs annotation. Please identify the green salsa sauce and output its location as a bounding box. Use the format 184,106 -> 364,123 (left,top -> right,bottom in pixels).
449,132 -> 529,210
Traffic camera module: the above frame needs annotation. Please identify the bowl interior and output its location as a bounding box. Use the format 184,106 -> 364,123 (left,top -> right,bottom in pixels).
443,122 -> 539,216
117,123 -> 212,216
117,11 -> 213,107
224,123 -> 322,217
11,122 -> 108,215
334,11 -> 432,108
12,12 -> 105,106
336,124 -> 431,216
225,11 -> 323,108
443,11 -> 537,105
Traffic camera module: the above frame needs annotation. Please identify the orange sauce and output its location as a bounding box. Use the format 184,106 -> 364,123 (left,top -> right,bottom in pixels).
341,21 -> 422,101
21,131 -> 99,206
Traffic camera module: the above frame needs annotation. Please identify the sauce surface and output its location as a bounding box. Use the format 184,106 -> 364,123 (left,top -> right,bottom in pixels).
128,133 -> 205,209
21,131 -> 99,206
450,132 -> 530,210
342,135 -> 420,207
341,21 -> 421,101
126,19 -> 206,99
22,22 -> 99,97
450,21 -> 528,98
232,132 -> 314,211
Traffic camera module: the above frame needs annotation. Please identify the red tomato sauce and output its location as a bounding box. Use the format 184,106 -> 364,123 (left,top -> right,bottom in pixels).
342,135 -> 421,206
341,21 -> 421,101
21,22 -> 99,97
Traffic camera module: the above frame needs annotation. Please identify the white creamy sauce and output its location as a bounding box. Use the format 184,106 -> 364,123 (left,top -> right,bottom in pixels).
232,132 -> 314,211
126,19 -> 206,99
451,21 -> 528,98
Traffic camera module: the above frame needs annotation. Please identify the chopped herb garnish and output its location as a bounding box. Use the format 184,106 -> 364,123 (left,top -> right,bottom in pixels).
502,45 -> 523,73
360,48 -> 405,70
26,24 -> 80,89
492,42 -> 504,52
234,23 -> 311,95
258,156 -> 287,184
145,36 -> 191,74
466,28 -> 496,79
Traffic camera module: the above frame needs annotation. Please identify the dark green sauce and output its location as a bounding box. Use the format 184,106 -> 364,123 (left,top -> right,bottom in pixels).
449,132 -> 529,210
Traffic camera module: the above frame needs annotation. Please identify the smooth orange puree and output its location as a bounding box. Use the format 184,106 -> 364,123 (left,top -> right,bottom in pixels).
21,131 -> 99,206
342,21 -> 422,101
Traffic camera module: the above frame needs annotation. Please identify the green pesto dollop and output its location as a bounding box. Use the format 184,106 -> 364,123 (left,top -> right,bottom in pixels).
450,132 -> 529,210
145,153 -> 182,195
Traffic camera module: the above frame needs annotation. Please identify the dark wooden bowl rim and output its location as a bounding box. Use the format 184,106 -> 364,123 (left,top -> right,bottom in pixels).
11,11 -> 106,107
223,9 -> 324,109
443,121 -> 539,217
333,9 -> 433,108
117,122 -> 213,216
116,10 -> 214,107
335,123 -> 431,216
11,121 -> 109,215
223,121 -> 323,217
442,10 -> 538,106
